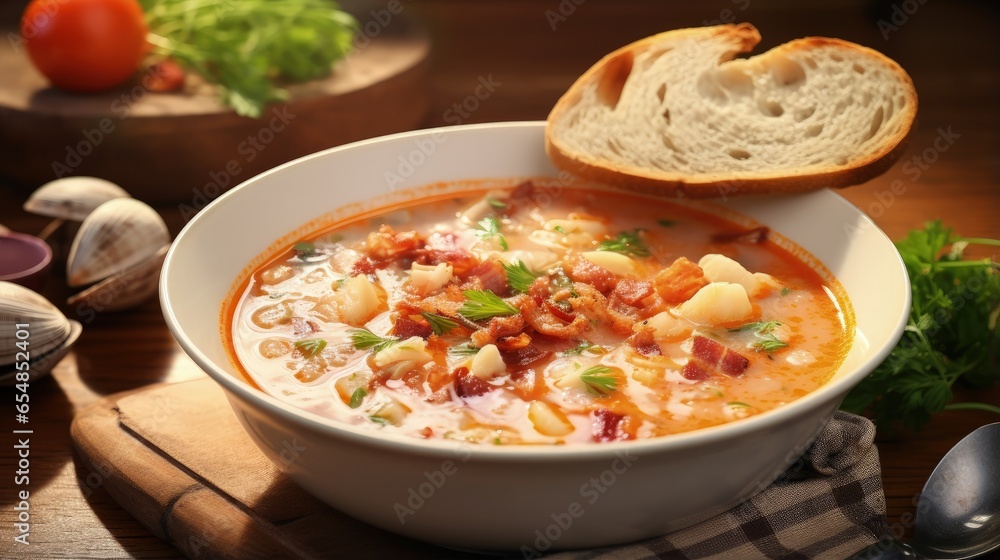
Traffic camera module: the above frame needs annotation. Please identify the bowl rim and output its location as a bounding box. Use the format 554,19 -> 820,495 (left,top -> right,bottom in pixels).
161,120 -> 911,461
0,231 -> 53,281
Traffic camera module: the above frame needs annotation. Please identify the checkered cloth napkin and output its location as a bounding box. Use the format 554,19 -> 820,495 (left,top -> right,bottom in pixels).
549,412 -> 888,560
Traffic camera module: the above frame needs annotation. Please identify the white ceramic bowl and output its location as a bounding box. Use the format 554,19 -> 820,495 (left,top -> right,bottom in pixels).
161,122 -> 909,552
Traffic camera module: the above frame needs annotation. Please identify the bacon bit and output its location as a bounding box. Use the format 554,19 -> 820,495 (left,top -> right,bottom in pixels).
392,314 -> 433,339
682,361 -> 711,381
566,255 -> 617,293
612,279 -> 654,306
500,345 -> 551,367
425,363 -> 453,393
416,232 -> 480,275
628,328 -> 662,357
291,317 -> 318,336
364,225 -> 423,261
528,276 -> 551,305
545,300 -> 576,323
418,427 -> 434,438
690,336 -> 749,378
592,409 -> 631,443
454,367 -> 492,398
523,296 -> 590,339
351,256 -> 379,276
495,333 -> 532,351
653,257 -> 709,304
462,258 -> 508,295
470,313 -> 527,347
504,181 -> 537,215
568,283 -> 635,336
711,226 -> 770,244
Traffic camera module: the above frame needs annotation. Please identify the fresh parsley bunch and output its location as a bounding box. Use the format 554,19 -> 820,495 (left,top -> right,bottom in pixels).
841,221 -> 1000,432
142,0 -> 357,117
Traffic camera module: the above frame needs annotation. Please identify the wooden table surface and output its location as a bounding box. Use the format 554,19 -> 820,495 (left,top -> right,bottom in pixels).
1,1 -> 998,558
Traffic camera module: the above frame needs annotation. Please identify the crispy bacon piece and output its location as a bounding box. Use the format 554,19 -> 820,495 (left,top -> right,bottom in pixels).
613,279 -> 654,306
462,258 -> 508,295
351,256 -> 379,276
653,257 -> 709,305
522,296 -> 590,339
364,225 -> 422,261
682,361 -> 711,381
627,328 -> 662,357
416,232 -> 480,276
495,333 -> 532,351
503,181 -> 538,215
416,285 -> 466,317
454,367 -> 492,398
592,409 -> 631,443
565,254 -> 617,294
392,314 -> 432,339
470,314 -> 527,347
527,276 -> 551,304
545,300 -> 576,323
711,226 -> 770,244
690,336 -> 749,378
500,345 -> 551,368
568,283 -> 635,336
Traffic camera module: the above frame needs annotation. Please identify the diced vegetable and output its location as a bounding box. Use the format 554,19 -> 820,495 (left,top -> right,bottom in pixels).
676,282 -> 753,326
528,401 -> 575,436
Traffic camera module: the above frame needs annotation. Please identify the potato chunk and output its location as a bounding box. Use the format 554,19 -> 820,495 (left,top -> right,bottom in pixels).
528,401 -> 575,436
338,275 -> 383,326
676,282 -> 753,326
409,262 -> 453,295
581,251 -> 637,277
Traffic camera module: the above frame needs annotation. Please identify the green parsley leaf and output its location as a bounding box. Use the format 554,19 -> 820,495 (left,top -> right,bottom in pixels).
730,321 -> 782,334
780,287 -> 791,297
349,388 -> 367,409
597,230 -> 650,257
563,340 -> 595,356
475,216 -> 508,250
459,290 -> 520,321
502,260 -> 540,293
553,225 -> 568,234
579,365 -> 618,397
487,197 -> 507,209
421,312 -> 458,335
369,416 -> 390,426
294,338 -> 327,358
350,329 -> 400,353
727,401 -> 752,408
657,219 -> 677,227
841,221 -> 1000,433
752,335 -> 788,352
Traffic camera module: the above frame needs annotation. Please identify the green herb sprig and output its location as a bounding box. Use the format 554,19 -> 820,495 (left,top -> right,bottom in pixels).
579,365 -> 618,397
475,216 -> 508,250
502,261 -> 539,294
350,329 -> 400,353
598,230 -> 650,257
459,290 -> 519,321
841,221 -> 1000,432
294,338 -> 327,358
421,312 -> 458,336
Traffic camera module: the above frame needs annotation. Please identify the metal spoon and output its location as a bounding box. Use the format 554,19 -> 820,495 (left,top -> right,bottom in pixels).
854,423 -> 1000,560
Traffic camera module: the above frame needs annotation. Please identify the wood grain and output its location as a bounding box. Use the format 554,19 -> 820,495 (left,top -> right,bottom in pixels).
0,1 -> 998,558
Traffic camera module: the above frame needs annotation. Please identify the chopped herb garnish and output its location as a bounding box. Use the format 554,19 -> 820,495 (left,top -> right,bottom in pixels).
657,219 -> 677,227
563,340 -> 595,356
293,338 -> 327,358
350,329 -> 400,353
597,230 -> 650,257
458,290 -> 520,321
579,365 -> 618,397
349,388 -> 367,409
294,241 -> 315,257
449,344 -> 480,356
475,216 -> 508,250
553,225 -> 568,234
753,335 -> 789,353
780,287 -> 791,296
502,260 -> 540,293
369,416 -> 390,426
727,401 -> 752,408
730,321 -> 782,334
421,312 -> 458,335
551,270 -> 580,297
487,197 -> 507,209
269,292 -> 285,299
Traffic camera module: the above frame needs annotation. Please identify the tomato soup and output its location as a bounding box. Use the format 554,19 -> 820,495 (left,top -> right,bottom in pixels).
226,182 -> 852,444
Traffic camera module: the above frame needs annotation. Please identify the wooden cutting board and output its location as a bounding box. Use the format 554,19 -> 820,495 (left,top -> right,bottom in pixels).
70,378 -> 472,560
0,17 -> 430,204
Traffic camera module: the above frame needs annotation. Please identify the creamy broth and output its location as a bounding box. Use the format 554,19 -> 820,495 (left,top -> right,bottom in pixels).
227,183 -> 852,444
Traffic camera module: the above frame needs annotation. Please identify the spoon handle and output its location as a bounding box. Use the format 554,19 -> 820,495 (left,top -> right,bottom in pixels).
850,540 -> 922,560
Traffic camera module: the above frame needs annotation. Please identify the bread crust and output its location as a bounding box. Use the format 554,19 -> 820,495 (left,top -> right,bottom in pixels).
545,24 -> 918,199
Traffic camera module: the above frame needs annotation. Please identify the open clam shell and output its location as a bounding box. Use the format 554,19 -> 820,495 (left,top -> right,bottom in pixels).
0,281 -> 75,368
67,198 -> 170,288
0,319 -> 81,386
68,244 -> 169,312
23,177 -> 130,222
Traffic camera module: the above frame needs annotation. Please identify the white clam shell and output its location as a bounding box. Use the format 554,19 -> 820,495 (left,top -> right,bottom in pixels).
68,244 -> 168,312
67,199 -> 170,288
23,177 -> 130,222
0,281 -> 74,367
0,319 -> 81,386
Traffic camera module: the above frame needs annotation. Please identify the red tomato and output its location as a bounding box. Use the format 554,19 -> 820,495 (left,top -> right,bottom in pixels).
20,0 -> 148,93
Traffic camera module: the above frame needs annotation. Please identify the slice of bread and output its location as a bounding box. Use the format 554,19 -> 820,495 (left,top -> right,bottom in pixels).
545,23 -> 917,198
